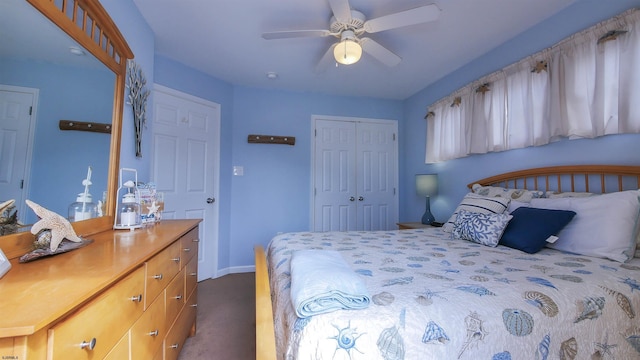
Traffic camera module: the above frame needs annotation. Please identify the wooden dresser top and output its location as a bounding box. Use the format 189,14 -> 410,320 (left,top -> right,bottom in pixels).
0,219 -> 201,338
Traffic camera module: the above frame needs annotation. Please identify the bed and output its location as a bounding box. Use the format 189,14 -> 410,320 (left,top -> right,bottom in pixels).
255,165 -> 640,360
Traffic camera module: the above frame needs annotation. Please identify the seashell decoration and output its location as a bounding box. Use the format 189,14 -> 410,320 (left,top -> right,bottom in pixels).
620,327 -> 640,354
373,292 -> 395,306
422,321 -> 450,344
599,286 -> 635,319
574,296 -> 605,323
416,295 -> 433,306
458,311 -> 488,358
459,260 -> 475,266
523,291 -> 559,317
492,351 -> 512,360
470,275 -> 490,282
537,333 -> 551,360
559,337 -> 578,360
502,308 -> 534,337
377,326 -> 405,360
620,263 -> 640,271
526,276 -> 557,290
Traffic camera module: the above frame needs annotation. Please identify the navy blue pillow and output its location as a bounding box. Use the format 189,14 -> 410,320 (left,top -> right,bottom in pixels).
500,207 -> 576,254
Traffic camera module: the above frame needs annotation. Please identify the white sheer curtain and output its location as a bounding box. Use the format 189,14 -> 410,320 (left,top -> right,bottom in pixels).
426,8 -> 640,163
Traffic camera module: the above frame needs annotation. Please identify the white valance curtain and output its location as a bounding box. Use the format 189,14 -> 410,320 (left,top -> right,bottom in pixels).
426,8 -> 640,163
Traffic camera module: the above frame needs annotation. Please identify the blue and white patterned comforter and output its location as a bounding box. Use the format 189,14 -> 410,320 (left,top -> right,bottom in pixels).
267,228 -> 640,360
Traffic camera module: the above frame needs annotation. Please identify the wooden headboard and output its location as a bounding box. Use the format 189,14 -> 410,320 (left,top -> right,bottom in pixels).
468,165 -> 640,194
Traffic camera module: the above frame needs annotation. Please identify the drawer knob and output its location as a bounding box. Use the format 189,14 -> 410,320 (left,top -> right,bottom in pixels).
148,329 -> 159,337
130,294 -> 143,302
183,248 -> 191,252
153,274 -> 163,280
80,338 -> 96,350
174,294 -> 183,300
190,272 -> 197,277
190,303 -> 198,308
170,344 -> 179,349
172,257 -> 180,263
193,239 -> 200,243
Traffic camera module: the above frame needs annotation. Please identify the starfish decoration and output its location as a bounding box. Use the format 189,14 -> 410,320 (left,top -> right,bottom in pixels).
531,60 -> 548,73
26,200 -> 82,252
476,83 -> 491,94
593,333 -> 617,358
146,201 -> 160,218
597,29 -> 628,44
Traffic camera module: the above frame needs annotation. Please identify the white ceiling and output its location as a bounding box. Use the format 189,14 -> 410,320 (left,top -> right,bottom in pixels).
133,0 -> 576,100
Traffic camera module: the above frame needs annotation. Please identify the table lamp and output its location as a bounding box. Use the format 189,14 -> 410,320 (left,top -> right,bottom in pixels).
416,174 -> 438,225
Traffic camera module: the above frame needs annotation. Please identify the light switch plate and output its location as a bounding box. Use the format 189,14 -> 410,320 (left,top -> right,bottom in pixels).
233,166 -> 244,176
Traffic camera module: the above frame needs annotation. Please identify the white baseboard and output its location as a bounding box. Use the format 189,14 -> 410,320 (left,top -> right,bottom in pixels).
211,265 -> 256,279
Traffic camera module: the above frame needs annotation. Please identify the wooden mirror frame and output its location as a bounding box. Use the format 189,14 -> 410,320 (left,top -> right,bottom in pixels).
1,0 -> 133,259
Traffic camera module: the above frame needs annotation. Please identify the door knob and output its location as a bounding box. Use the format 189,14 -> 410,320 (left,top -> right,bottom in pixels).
206,197 -> 215,204
349,196 -> 355,201
358,196 -> 364,201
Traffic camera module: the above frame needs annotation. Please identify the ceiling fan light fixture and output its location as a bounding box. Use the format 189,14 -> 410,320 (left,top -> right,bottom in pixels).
334,31 -> 361,65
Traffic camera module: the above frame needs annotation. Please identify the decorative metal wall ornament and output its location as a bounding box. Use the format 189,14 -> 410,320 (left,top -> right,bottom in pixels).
126,60 -> 150,158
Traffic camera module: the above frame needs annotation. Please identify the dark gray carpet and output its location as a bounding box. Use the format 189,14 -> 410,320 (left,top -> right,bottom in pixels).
178,272 -> 256,359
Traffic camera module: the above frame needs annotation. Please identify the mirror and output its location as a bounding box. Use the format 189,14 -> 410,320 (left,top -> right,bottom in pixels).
0,0 -> 132,258
1,0 -> 114,226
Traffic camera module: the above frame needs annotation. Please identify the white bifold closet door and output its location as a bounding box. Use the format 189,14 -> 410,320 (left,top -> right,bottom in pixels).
312,116 -> 398,232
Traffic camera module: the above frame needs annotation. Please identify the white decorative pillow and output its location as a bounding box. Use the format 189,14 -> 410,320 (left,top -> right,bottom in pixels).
507,200 -> 530,214
452,209 -> 512,247
530,190 -> 640,263
544,191 -> 594,199
471,184 -> 544,202
443,193 -> 511,232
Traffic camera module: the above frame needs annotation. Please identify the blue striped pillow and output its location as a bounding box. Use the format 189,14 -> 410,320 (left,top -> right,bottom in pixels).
443,193 -> 511,232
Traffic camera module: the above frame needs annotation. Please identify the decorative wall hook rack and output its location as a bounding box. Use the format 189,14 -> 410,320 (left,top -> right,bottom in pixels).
59,120 -> 112,134
248,134 -> 295,146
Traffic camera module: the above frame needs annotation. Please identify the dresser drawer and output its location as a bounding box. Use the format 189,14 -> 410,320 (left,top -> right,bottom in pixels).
163,289 -> 198,360
103,331 -> 129,360
166,267 -> 186,325
48,266 -> 145,359
180,227 -> 199,267
131,293 -> 165,360
145,241 -> 181,308
185,256 -> 198,298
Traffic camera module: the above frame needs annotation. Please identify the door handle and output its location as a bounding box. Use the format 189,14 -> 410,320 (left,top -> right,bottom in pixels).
358,196 -> 364,201
206,197 -> 215,204
349,196 -> 355,201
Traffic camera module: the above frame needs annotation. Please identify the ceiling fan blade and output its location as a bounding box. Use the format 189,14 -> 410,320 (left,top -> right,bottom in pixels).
360,37 -> 401,67
328,0 -> 352,24
262,29 -> 331,40
363,4 -> 440,33
315,43 -> 337,73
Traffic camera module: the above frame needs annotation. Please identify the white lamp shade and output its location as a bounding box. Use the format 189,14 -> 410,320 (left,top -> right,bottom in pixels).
334,39 -> 362,65
416,174 -> 438,197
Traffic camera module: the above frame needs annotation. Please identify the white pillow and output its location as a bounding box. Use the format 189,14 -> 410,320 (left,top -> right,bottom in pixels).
472,184 -> 544,202
443,193 -> 511,233
530,190 -> 640,263
507,200 -> 530,214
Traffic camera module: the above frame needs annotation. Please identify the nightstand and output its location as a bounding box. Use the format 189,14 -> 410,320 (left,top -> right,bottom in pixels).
397,222 -> 433,230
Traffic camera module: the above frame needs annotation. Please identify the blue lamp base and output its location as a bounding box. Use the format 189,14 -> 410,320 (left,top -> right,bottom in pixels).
421,196 -> 435,225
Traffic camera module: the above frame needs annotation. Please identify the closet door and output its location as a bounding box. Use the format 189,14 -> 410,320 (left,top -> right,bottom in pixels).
312,117 -> 397,232
356,121 -> 397,231
313,119 -> 357,232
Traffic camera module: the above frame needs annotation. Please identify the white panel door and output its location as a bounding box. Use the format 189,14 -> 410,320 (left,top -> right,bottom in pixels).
312,116 -> 397,232
313,119 -> 357,231
356,121 -> 397,231
151,85 -> 220,281
0,85 -> 38,222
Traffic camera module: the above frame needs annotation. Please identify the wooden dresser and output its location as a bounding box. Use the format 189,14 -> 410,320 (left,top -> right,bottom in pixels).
0,219 -> 201,360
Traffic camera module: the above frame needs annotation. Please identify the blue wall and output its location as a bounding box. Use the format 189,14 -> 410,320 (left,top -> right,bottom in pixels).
1,58 -> 113,223
153,55 -> 403,268
401,0 -> 640,225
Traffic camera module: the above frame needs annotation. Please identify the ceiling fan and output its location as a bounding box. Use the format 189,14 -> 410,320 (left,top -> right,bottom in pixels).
262,0 -> 440,69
